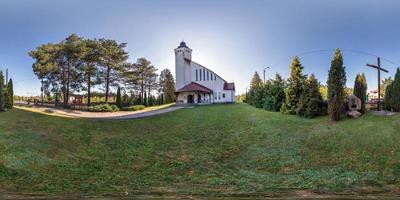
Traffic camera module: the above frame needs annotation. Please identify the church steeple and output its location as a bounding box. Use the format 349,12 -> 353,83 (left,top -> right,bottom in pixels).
178,41 -> 188,48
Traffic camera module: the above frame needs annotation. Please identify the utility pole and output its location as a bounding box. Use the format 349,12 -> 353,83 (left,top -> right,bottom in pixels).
263,67 -> 270,84
366,57 -> 389,111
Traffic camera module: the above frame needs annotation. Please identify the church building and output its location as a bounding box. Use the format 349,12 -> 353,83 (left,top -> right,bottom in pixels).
175,42 -> 235,104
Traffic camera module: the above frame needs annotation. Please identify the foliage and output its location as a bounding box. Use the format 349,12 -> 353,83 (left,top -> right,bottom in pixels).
296,74 -> 326,118
353,73 -> 367,113
246,72 -> 267,108
327,49 -> 346,121
381,77 -> 393,97
122,105 -> 146,111
390,68 -> 400,112
281,56 -> 306,114
319,85 -> 328,100
263,73 -> 285,112
88,104 -> 119,112
0,71 -> 4,111
250,71 -> 263,88
115,86 -> 122,109
384,81 -> 393,111
159,69 -> 176,104
1,104 -> 400,194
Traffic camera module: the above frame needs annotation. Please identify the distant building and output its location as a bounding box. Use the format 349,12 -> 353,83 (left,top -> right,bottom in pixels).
174,42 -> 235,104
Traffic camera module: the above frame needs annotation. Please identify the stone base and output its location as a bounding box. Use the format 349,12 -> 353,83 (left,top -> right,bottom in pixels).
347,110 -> 362,118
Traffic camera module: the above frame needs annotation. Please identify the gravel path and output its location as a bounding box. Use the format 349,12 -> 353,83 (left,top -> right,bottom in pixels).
16,105 -> 187,119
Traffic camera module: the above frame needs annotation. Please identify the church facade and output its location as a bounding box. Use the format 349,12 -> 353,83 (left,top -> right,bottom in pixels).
175,42 -> 235,104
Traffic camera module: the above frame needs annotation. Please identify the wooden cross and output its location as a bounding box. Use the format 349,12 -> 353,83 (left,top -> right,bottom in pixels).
366,57 -> 389,111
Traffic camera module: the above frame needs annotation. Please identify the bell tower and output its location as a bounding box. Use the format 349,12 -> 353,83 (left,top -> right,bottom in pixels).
174,41 -> 192,90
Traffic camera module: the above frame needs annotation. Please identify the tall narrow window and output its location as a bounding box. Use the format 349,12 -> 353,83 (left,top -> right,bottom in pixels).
215,74 -> 217,81
210,73 -> 213,80
207,71 -> 209,80
196,69 -> 198,81
199,69 -> 201,81
203,69 -> 205,80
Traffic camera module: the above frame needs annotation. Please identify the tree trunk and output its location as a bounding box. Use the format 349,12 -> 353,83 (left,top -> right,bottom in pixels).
105,66 -> 110,104
87,73 -> 91,107
65,65 -> 71,107
140,74 -> 144,105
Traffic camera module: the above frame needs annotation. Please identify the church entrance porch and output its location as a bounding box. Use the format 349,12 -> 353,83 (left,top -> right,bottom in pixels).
187,95 -> 194,104
175,82 -> 214,104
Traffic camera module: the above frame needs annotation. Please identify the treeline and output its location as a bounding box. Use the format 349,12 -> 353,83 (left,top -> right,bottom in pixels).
0,70 -> 14,111
384,68 -> 400,112
246,49 -> 368,121
29,34 -> 176,108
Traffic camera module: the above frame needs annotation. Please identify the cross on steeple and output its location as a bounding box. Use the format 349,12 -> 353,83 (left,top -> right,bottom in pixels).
366,57 -> 389,111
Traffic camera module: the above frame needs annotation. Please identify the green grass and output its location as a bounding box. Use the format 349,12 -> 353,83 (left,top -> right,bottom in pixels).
0,104 -> 399,195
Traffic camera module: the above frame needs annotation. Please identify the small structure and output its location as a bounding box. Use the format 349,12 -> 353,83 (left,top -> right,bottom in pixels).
347,94 -> 362,118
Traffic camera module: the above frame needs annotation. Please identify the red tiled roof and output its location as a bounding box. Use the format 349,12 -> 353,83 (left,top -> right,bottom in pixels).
224,82 -> 235,90
176,82 -> 213,93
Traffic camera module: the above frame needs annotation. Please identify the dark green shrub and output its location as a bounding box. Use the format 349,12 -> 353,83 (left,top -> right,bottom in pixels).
390,68 -> 400,112
88,104 -> 120,112
122,105 -> 146,111
296,74 -> 326,118
281,56 -> 306,114
327,49 -> 346,121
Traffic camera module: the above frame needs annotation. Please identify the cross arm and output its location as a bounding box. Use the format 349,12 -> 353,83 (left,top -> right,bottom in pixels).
366,64 -> 389,73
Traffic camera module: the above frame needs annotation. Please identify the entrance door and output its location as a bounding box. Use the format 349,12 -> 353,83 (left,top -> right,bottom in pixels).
187,95 -> 194,104
197,94 -> 201,103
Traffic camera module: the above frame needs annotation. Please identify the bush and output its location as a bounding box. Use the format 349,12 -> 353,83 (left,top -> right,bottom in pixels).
122,105 -> 146,111
296,74 -> 326,118
88,104 -> 120,112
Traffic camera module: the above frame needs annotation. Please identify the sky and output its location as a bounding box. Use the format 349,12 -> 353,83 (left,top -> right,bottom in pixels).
1,0 -> 400,96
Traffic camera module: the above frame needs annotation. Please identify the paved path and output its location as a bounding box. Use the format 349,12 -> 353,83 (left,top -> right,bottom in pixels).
16,105 -> 188,119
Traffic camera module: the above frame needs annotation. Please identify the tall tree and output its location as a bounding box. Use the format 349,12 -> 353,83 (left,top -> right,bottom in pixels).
250,71 -> 263,89
353,73 -> 367,113
99,39 -> 128,103
80,39 -> 102,107
384,81 -> 393,111
159,69 -> 176,104
281,56 -> 306,114
296,74 -> 325,118
381,77 -> 393,96
327,49 -> 347,121
5,79 -> 14,109
63,34 -> 85,106
131,58 -> 157,105
116,86 -> 122,109
390,68 -> 400,112
0,71 -> 4,111
263,73 -> 285,112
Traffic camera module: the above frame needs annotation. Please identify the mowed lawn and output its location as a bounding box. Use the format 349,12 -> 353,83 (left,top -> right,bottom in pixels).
0,104 -> 400,195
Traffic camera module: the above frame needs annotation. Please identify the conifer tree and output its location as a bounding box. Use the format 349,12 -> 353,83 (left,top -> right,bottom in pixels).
327,49 -> 346,121
353,73 -> 367,113
281,56 -> 306,114
296,74 -> 325,118
116,86 -> 122,109
263,73 -> 285,111
0,71 -> 4,111
390,68 -> 400,112
4,79 -> 14,109
384,81 -> 393,111
250,72 -> 263,88
247,72 -> 264,107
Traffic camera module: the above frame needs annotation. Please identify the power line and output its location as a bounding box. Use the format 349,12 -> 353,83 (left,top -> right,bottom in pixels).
296,49 -> 399,66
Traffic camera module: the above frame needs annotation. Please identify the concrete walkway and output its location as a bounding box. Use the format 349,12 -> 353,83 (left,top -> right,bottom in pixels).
16,105 -> 188,119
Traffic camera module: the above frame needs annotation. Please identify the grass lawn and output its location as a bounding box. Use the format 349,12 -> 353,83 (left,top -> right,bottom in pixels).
0,103 -> 400,196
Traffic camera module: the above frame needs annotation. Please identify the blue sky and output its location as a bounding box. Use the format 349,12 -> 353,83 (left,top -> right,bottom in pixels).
1,0 -> 400,96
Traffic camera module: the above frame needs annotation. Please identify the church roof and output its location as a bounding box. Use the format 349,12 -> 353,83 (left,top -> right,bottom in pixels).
178,41 -> 188,48
224,82 -> 235,91
176,82 -> 213,93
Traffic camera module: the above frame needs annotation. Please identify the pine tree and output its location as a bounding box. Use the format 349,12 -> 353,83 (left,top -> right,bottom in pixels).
116,86 -> 122,109
0,71 -> 4,111
247,72 -> 264,107
296,74 -> 325,118
390,68 -> 400,112
4,79 -> 14,109
384,81 -> 393,111
263,73 -> 285,112
327,49 -> 347,121
159,69 -> 176,104
250,72 -> 263,88
281,56 -> 306,114
353,73 -> 367,113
